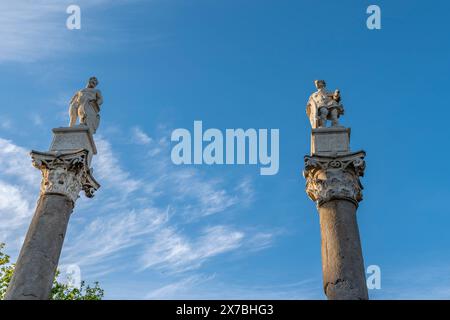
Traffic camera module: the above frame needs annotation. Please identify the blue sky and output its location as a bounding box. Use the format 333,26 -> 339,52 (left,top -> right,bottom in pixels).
1,0 -> 450,299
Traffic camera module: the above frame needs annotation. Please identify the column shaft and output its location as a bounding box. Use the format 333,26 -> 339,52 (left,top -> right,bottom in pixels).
4,194 -> 73,300
304,151 -> 367,300
318,199 -> 368,300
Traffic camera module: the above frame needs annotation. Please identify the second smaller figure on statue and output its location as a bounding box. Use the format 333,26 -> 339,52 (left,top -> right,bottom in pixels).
306,80 -> 344,129
69,77 -> 103,135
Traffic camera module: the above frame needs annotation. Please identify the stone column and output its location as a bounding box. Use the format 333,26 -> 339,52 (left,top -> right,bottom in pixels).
303,127 -> 368,300
4,194 -> 73,300
5,135 -> 99,300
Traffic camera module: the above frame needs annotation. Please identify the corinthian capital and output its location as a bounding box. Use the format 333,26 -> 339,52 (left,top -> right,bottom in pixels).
303,151 -> 366,207
31,149 -> 100,203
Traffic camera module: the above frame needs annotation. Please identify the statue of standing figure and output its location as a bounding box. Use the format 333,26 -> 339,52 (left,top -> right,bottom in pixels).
69,77 -> 103,134
306,80 -> 344,129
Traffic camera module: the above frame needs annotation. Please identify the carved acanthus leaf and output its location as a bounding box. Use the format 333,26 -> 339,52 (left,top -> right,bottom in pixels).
31,150 -> 100,203
303,151 -> 366,207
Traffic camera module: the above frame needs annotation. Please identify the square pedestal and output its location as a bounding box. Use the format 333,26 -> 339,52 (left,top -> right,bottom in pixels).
50,127 -> 97,165
311,127 -> 351,156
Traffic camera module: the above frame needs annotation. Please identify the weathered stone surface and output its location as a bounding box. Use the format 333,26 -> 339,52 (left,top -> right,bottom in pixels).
306,80 -> 344,129
5,149 -> 99,300
69,76 -> 103,135
303,151 -> 365,207
304,151 -> 368,300
4,194 -> 73,300
310,127 -> 350,156
31,149 -> 100,203
5,78 -> 102,300
318,200 -> 368,300
50,127 -> 97,165
304,80 -> 368,300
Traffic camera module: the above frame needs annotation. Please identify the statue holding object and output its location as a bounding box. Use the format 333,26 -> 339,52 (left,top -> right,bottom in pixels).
306,80 -> 344,129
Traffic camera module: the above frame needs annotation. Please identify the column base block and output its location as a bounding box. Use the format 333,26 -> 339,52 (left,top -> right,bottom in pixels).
311,127 -> 351,156
50,126 -> 97,165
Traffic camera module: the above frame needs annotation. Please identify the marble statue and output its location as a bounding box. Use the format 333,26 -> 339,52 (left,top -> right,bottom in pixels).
306,80 -> 344,129
69,77 -> 103,134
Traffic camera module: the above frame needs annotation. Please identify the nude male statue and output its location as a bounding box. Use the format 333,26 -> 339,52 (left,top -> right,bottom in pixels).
69,77 -> 103,134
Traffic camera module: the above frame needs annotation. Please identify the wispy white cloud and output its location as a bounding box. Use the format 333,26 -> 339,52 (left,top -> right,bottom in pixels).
166,168 -> 241,218
0,138 -> 39,185
0,126 -> 279,297
131,126 -> 153,145
0,1 -> 63,63
244,231 -> 277,252
94,137 -> 141,193
146,275 -> 322,300
0,138 -> 39,249
60,127 -> 270,278
140,225 -> 244,273
0,0 -> 145,63
0,117 -> 13,131
0,182 -> 33,231
62,207 -> 170,275
145,274 -> 216,299
146,162 -> 253,219
30,114 -> 44,127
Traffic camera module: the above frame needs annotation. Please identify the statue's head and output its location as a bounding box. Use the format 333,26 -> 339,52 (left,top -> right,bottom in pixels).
87,76 -> 99,88
314,80 -> 326,90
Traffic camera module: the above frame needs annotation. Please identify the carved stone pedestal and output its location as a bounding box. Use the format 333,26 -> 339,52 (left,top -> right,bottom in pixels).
310,127 -> 350,156
50,127 -> 97,165
5,133 -> 99,300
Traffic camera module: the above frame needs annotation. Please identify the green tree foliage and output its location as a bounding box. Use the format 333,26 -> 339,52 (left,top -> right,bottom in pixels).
0,243 -> 14,299
0,243 -> 104,300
